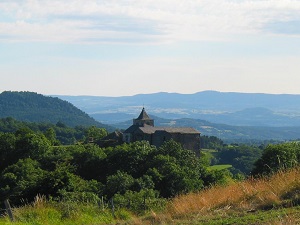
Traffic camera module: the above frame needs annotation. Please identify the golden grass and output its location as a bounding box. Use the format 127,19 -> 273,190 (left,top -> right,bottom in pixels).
2,168 -> 300,224
167,167 -> 300,218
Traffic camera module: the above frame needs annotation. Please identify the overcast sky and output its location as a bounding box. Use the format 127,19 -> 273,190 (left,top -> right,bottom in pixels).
1,0 -> 300,96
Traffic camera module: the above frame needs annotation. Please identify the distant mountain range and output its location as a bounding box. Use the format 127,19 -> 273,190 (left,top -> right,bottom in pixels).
114,115 -> 300,142
1,91 -> 300,142
55,91 -> 300,126
0,91 -> 112,130
52,91 -> 300,142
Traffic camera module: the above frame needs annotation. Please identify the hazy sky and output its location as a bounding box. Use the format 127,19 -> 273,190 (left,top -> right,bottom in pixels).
1,0 -> 300,96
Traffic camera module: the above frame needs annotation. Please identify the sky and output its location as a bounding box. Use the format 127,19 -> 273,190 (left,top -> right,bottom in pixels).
1,0 -> 300,97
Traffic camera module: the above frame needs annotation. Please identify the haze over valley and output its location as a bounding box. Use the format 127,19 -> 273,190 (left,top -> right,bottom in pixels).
53,90 -> 300,142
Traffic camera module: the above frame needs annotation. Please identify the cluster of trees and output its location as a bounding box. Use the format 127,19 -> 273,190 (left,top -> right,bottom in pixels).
201,135 -> 263,174
0,127 -> 231,206
200,135 -> 300,175
215,144 -> 263,174
0,117 -> 108,145
252,142 -> 300,175
1,122 -> 299,207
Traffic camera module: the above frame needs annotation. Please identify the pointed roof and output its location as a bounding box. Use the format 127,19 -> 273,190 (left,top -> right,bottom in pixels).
136,107 -> 151,120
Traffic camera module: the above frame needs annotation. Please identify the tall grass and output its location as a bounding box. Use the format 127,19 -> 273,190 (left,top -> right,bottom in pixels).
0,195 -> 133,225
1,168 -> 299,224
167,167 -> 300,217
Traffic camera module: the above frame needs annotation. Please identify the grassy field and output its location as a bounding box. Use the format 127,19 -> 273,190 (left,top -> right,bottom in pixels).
201,149 -> 218,159
201,148 -> 233,172
1,167 -> 300,225
208,164 -> 232,171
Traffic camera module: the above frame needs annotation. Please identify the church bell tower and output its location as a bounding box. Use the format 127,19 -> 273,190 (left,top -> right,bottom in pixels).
133,107 -> 154,127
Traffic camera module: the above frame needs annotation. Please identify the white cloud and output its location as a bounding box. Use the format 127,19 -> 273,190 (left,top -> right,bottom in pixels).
1,0 -> 300,43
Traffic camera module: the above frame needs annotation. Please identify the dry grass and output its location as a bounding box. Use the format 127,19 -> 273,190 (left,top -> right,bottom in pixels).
3,168 -> 300,225
167,167 -> 300,218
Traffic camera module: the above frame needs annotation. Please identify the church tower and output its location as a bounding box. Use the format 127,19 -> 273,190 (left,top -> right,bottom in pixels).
133,107 -> 154,127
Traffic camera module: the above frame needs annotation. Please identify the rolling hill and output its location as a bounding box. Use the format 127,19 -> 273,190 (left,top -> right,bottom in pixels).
0,91 -> 112,130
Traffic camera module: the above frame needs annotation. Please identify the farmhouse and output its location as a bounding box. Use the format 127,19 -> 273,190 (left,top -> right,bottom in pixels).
123,108 -> 200,154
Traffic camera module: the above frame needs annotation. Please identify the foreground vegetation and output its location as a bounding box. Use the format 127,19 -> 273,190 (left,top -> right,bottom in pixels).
1,119 -> 300,224
168,167 -> 300,223
1,167 -> 299,224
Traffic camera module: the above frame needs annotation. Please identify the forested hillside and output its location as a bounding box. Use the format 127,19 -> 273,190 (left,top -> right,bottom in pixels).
0,91 -> 112,130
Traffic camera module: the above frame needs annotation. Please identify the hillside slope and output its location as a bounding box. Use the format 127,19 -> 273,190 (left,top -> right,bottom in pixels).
0,91 -> 111,129
166,167 -> 300,224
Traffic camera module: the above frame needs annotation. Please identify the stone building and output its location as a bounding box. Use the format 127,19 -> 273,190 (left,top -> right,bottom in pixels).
123,108 -> 200,154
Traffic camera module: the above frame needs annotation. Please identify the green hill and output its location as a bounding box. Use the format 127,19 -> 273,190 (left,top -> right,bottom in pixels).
0,91 -> 112,130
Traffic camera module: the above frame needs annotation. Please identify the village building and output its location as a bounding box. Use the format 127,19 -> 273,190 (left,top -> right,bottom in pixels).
123,108 -> 201,154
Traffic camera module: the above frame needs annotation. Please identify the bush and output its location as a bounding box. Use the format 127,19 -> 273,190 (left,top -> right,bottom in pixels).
252,142 -> 300,175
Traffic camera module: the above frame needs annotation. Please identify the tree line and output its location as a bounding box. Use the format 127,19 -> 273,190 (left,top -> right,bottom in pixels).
0,121 -> 300,208
0,127 -> 223,206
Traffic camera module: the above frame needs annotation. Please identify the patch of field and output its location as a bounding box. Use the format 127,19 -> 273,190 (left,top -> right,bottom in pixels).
201,149 -> 218,153
208,164 -> 232,171
201,149 -> 219,164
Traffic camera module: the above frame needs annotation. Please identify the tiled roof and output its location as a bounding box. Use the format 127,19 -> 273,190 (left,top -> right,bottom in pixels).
123,125 -> 140,133
102,131 -> 122,140
137,126 -> 200,134
139,126 -> 164,134
159,127 -> 200,134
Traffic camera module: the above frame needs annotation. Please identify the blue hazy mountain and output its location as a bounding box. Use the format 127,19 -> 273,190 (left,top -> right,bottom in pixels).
113,115 -> 300,142
54,91 -> 300,127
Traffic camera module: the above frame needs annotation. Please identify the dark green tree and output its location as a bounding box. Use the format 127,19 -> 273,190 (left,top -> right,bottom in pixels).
252,142 -> 300,175
0,158 -> 45,203
85,126 -> 107,143
104,141 -> 156,178
71,144 -> 107,181
40,162 -> 103,201
105,171 -> 135,198
147,140 -> 203,197
15,132 -> 51,161
0,132 -> 16,172
44,127 -> 60,146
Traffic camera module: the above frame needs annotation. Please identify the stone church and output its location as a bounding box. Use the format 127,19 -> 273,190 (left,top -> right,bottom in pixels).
123,108 -> 200,154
